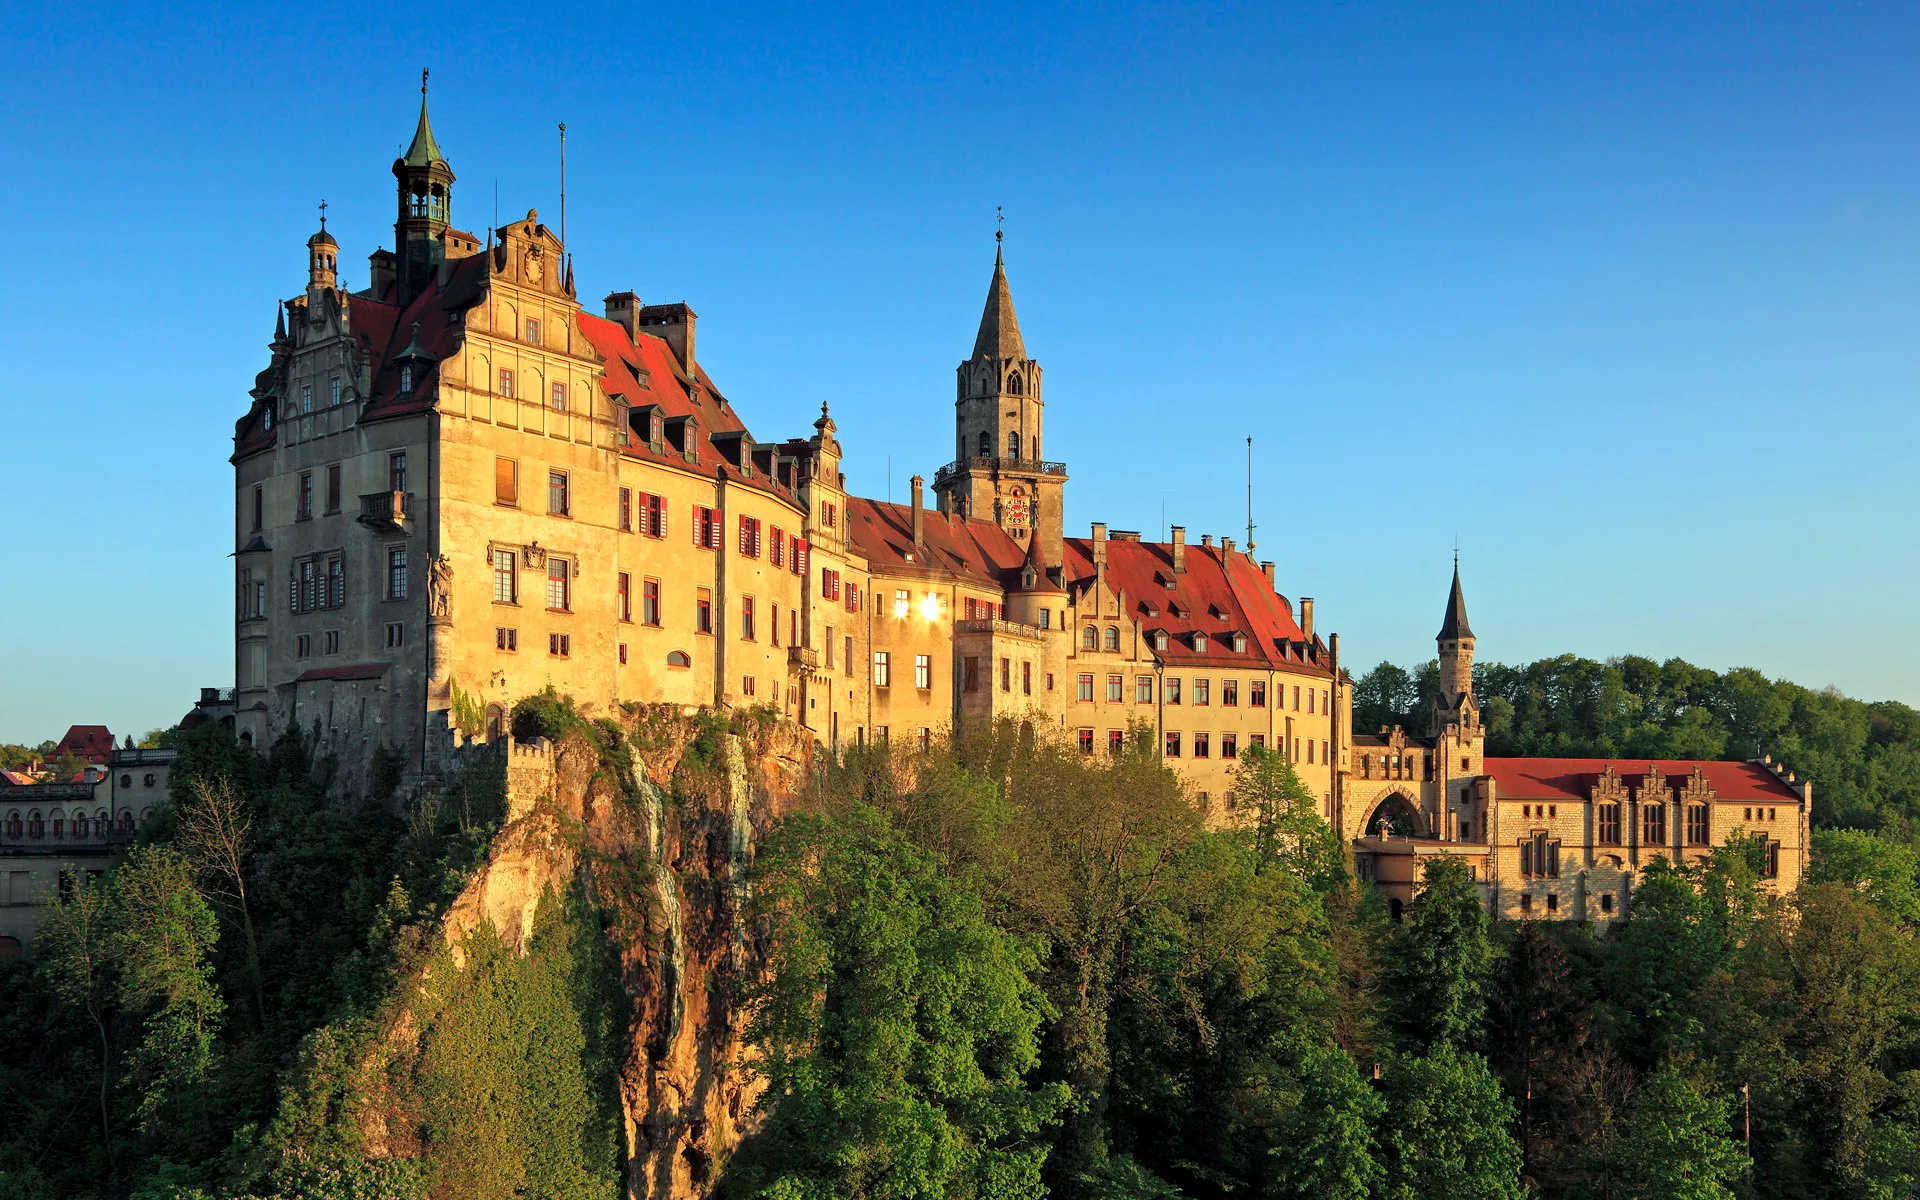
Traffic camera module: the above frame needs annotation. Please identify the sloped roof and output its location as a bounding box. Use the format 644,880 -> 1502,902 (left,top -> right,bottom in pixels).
971,248 -> 1026,361
293,664 -> 390,683
54,725 -> 114,763
1440,564 -> 1473,639
1484,758 -> 1802,803
846,499 -> 1026,585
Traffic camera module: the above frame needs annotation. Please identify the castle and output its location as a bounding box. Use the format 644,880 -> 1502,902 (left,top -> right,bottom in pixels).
230,86 -> 1808,920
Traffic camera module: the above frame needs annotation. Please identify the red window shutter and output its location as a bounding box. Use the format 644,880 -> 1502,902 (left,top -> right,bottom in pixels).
693,506 -> 703,546
795,539 -> 809,577
739,517 -> 749,555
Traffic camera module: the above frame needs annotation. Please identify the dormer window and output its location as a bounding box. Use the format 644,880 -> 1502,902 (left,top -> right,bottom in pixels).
263,406 -> 273,431
1152,630 -> 1169,653
400,366 -> 413,394
1230,632 -> 1247,653
1193,632 -> 1208,653
649,411 -> 664,446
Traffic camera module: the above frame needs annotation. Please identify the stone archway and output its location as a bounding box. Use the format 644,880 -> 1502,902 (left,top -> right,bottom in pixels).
1364,792 -> 1425,838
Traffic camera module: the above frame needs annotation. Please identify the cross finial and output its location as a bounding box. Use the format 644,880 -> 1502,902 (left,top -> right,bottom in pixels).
318,198 -> 328,230
996,205 -> 1004,246
421,68 -> 429,96
1453,536 -> 1459,567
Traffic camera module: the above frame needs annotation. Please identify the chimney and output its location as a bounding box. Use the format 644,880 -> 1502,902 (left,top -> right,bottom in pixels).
604,291 -> 641,342
1301,597 -> 1315,642
637,302 -> 696,373
1171,525 -> 1186,573
367,250 -> 396,300
1221,536 -> 1235,556
1092,521 -> 1108,594
910,475 -> 924,545
1261,561 -> 1275,588
1201,533 -> 1213,549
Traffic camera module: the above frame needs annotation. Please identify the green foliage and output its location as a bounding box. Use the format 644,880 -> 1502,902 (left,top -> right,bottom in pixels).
731,804 -> 1068,1200
1810,827 -> 1920,922
446,678 -> 486,739
1606,1066 -> 1748,1200
1375,1044 -> 1524,1200
1265,1041 -> 1384,1200
113,847 -> 225,1126
1383,856 -> 1493,1049
511,687 -> 592,744
1231,744 -> 1348,890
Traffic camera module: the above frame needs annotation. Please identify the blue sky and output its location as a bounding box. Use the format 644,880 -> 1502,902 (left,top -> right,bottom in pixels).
2,1 -> 1917,742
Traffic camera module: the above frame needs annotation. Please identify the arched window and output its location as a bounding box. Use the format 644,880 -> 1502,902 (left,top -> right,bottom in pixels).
139,807 -> 154,826
118,810 -> 134,832
1104,627 -> 1121,652
977,431 -> 990,457
144,774 -> 156,788
96,809 -> 109,832
3,811 -> 18,838
1083,626 -> 1098,650
50,811 -> 64,839
667,650 -> 693,669
119,774 -> 131,789
73,812 -> 89,838
27,811 -> 43,838
1008,431 -> 1021,459
1008,373 -> 1023,395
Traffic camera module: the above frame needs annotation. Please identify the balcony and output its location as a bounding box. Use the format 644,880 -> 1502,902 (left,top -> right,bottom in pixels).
954,618 -> 1046,641
932,457 -> 1068,488
787,645 -> 820,676
358,491 -> 409,530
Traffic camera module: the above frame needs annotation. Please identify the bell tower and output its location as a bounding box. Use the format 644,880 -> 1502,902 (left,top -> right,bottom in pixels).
392,70 -> 455,306
1432,560 -> 1481,740
932,229 -> 1066,568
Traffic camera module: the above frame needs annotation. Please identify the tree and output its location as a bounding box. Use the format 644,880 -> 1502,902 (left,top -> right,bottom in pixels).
733,805 -> 1068,1200
1810,828 -> 1920,924
1375,1043 -> 1524,1200
1607,1066 -> 1747,1200
36,872 -> 119,1164
113,846 -> 225,1127
1352,664 -> 1418,737
1230,744 -> 1347,890
1383,856 -> 1494,1049
174,775 -> 266,1030
1486,922 -> 1586,1182
1266,1042 -> 1383,1200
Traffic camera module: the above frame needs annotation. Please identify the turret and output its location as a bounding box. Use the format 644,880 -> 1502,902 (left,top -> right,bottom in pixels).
392,70 -> 455,306
307,218 -> 338,292
1432,561 -> 1480,738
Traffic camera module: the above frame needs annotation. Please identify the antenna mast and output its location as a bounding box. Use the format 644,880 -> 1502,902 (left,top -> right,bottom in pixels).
558,122 -> 567,248
1245,437 -> 1256,553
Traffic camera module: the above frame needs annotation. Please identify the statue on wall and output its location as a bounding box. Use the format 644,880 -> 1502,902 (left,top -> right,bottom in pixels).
429,554 -> 453,619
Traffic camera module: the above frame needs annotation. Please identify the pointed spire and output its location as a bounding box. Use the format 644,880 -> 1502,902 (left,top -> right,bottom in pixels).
402,68 -> 444,167
1439,561 -> 1473,640
274,304 -> 286,342
972,222 -> 1026,361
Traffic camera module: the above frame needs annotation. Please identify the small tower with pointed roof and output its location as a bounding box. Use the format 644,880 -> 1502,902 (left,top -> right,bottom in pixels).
393,70 -> 455,305
1432,560 -> 1480,739
934,227 -> 1067,570
307,204 -> 338,293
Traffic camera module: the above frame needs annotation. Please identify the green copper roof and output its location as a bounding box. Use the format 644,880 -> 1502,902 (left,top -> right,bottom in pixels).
402,92 -> 444,168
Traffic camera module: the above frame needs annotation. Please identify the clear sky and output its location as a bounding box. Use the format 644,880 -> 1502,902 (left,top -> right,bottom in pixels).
2,1 -> 1917,743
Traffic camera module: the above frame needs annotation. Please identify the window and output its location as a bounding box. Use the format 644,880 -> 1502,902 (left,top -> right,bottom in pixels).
1194,733 -> 1210,758
1520,893 -> 1534,914
1222,679 -> 1238,706
642,578 -> 661,626
693,506 -> 721,550
330,375 -> 342,406
385,622 -> 404,648
792,539 -> 810,576
1008,431 -> 1021,458
1164,731 -> 1181,757
771,528 -> 786,567
824,502 -> 837,528
252,486 -> 263,531
493,549 -> 517,603
1195,678 -> 1210,706
495,627 -> 517,651
546,560 -> 570,610
1307,689 -> 1315,714
638,492 -> 666,537
846,583 -> 862,613
619,488 -> 632,531
826,627 -> 836,669
252,580 -> 265,618
1021,661 -> 1032,695
894,590 -> 911,619
1598,803 -> 1620,845
741,596 -> 756,640
498,368 -> 516,397
387,546 -> 408,600
326,464 -> 342,513
739,515 -> 762,557
1077,673 -> 1094,702
1136,676 -> 1154,703
1104,627 -> 1120,651
1078,728 -> 1095,754
1687,804 -> 1709,846
549,632 -> 571,657
1250,680 -> 1266,707
400,365 -> 413,393
1221,732 -> 1237,759
1762,839 -> 1780,879
1293,686 -> 1301,710
1600,894 -> 1614,914
619,643 -> 627,664
916,655 -> 932,689
296,633 -> 312,658
1083,626 -> 1098,650
1546,894 -> 1559,913
918,728 -> 932,751
389,452 -> 407,493
845,636 -> 854,676
1107,674 -> 1124,703
526,317 -> 541,344
1307,740 -> 1315,764
1323,740 -> 1329,765
1001,658 -> 1012,692
618,573 -> 631,622
301,383 -> 313,413
548,470 -> 569,516
1250,734 -> 1265,749
1039,609 -> 1051,630
964,657 -> 981,692
1109,729 -> 1125,755
1166,678 -> 1182,705
822,568 -> 841,600
668,650 -> 692,669
874,652 -> 891,687
978,431 -> 991,456
495,457 -> 518,505
326,555 -> 343,607
1520,833 -> 1560,878
1642,803 -> 1667,847
298,472 -> 313,520
742,676 -> 756,697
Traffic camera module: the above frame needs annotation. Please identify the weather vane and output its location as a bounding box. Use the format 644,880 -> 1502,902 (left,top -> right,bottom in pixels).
996,205 -> 1004,246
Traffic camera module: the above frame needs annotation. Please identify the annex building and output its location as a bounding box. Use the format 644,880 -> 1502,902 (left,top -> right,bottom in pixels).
229,87 -> 1807,920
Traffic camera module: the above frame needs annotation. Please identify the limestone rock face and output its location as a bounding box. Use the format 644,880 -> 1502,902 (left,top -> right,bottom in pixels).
424,709 -> 813,1200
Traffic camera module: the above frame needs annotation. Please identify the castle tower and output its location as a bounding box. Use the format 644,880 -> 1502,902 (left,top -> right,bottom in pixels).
307,219 -> 338,293
1432,562 -> 1480,738
392,71 -> 454,305
933,236 -> 1066,567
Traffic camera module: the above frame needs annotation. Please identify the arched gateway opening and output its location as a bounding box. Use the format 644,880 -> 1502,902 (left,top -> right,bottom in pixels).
1364,793 -> 1424,838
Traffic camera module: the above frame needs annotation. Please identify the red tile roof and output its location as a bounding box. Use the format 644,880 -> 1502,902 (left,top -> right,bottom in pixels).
845,499 -> 1027,585
54,725 -> 114,763
294,664 -> 391,683
1484,758 -> 1802,803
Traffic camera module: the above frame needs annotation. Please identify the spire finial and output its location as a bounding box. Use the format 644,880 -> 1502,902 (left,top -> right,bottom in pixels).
995,205 -> 1004,263
422,67 -> 429,96
318,198 -> 327,231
